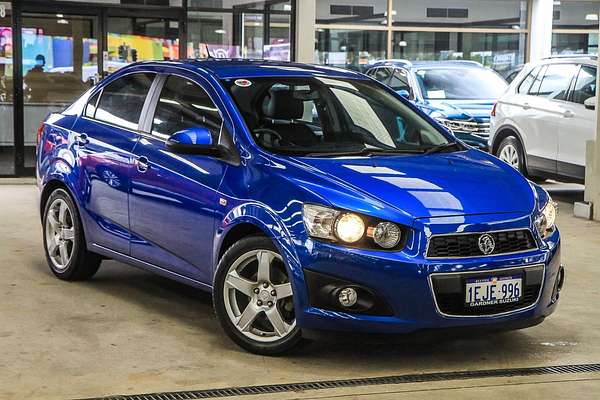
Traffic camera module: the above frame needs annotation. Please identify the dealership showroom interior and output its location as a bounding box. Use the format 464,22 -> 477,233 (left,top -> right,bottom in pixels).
3,0 -> 600,399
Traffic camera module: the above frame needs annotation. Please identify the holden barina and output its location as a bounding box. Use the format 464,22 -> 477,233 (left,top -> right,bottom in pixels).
37,60 -> 564,355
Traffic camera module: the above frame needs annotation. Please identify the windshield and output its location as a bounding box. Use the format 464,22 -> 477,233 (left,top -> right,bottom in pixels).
415,67 -> 507,100
225,76 -> 451,156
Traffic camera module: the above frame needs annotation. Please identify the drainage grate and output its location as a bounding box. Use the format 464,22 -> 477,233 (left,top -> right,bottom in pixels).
81,363 -> 600,400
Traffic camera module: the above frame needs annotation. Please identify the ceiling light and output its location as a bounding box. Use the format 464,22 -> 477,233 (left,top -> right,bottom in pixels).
214,29 -> 226,34
586,13 -> 598,21
56,14 -> 64,18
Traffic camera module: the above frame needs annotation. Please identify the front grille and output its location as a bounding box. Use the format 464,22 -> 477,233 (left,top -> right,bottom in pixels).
430,264 -> 544,316
438,118 -> 490,137
426,229 -> 537,259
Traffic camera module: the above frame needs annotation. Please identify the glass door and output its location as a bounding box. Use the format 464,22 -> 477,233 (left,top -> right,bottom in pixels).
0,1 -> 13,175
21,12 -> 99,167
106,15 -> 180,74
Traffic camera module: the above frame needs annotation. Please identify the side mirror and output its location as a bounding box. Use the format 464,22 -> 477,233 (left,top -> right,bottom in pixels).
396,89 -> 410,99
166,126 -> 221,156
584,96 -> 596,110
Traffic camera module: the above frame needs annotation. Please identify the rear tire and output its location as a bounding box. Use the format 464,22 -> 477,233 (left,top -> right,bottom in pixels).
42,188 -> 101,281
213,236 -> 303,355
496,136 -> 526,174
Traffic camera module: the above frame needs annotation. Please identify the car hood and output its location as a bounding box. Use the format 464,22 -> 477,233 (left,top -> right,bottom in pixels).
291,149 -> 535,219
421,99 -> 494,121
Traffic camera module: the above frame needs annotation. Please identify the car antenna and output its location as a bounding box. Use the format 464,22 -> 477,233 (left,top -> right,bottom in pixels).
203,43 -> 214,60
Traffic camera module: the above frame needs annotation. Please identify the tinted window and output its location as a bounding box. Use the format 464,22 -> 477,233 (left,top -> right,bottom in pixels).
415,67 -> 507,100
95,73 -> 155,130
85,90 -> 101,118
226,76 -> 449,156
517,66 -> 541,94
571,65 -> 596,105
152,76 -> 222,138
536,64 -> 578,100
528,65 -> 546,95
388,69 -> 411,92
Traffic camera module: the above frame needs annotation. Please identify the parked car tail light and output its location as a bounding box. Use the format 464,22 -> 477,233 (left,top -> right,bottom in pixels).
491,102 -> 497,117
36,123 -> 45,146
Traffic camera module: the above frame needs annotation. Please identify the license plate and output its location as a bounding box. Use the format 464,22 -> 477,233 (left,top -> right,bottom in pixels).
465,275 -> 522,307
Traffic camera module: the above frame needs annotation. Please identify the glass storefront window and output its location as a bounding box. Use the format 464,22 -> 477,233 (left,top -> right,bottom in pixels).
315,29 -> 387,71
553,0 -> 600,29
392,0 -> 528,29
187,0 -> 292,61
392,31 -> 527,73
316,0 -> 389,26
552,32 -> 599,55
188,12 -> 240,58
0,1 -> 13,175
106,17 -> 179,74
22,13 -> 100,167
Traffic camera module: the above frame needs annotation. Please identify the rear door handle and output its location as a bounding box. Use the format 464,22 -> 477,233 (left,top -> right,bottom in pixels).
136,156 -> 149,173
74,133 -> 89,147
522,102 -> 531,110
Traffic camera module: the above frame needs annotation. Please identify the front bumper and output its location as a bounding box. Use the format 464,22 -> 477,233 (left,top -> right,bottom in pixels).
291,228 -> 561,335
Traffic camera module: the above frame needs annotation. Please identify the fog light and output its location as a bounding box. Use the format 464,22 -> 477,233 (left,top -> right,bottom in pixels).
338,287 -> 358,307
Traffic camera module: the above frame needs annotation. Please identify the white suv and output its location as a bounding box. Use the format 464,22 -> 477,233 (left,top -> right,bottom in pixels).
489,56 -> 596,183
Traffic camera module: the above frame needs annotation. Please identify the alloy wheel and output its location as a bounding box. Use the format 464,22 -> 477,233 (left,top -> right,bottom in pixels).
499,143 -> 520,169
223,249 -> 295,343
45,198 -> 75,271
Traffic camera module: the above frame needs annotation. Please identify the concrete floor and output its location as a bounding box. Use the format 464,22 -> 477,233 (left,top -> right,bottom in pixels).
1,184 -> 599,399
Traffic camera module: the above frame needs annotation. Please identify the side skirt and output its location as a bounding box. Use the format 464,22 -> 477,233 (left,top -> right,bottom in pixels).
90,243 -> 213,292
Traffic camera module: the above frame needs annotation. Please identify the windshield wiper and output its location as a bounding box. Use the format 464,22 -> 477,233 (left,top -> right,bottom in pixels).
303,148 -> 423,157
422,142 -> 462,155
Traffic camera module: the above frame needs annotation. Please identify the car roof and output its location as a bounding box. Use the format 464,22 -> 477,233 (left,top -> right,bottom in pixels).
124,59 -> 368,80
368,59 -> 484,70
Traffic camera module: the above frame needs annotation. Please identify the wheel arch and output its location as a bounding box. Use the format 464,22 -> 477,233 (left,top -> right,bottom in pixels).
491,125 -> 529,172
213,204 -> 301,283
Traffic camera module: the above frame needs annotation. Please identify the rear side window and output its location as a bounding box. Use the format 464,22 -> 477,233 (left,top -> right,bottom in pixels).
517,66 -> 541,94
571,65 -> 596,104
85,90 -> 101,118
536,64 -> 578,101
373,68 -> 392,84
151,75 -> 223,138
95,73 -> 155,130
388,69 -> 411,93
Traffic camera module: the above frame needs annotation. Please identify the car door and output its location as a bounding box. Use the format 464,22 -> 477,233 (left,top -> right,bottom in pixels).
515,63 -> 578,175
558,64 -> 596,180
128,72 -> 228,284
72,72 -> 156,254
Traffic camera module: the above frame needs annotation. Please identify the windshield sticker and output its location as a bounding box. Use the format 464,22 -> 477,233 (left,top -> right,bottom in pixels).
234,79 -> 252,88
427,90 -> 446,99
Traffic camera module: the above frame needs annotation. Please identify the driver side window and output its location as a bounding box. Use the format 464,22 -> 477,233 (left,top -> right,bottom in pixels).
151,76 -> 223,139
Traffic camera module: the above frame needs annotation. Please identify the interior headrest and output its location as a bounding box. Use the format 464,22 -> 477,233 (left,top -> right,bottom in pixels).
262,89 -> 304,120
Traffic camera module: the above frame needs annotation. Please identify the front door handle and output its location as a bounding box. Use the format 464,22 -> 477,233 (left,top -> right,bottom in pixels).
522,102 -> 531,110
74,133 -> 89,147
136,156 -> 149,173
562,109 -> 575,118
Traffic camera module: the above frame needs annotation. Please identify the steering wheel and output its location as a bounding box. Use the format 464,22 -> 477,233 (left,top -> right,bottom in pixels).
253,128 -> 285,146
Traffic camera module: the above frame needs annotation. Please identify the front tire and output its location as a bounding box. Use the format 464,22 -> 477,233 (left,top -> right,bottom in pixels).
213,236 -> 303,355
42,188 -> 101,281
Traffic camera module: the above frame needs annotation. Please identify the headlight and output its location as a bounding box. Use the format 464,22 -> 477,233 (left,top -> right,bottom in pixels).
535,198 -> 558,239
335,213 -> 365,243
302,204 -> 405,249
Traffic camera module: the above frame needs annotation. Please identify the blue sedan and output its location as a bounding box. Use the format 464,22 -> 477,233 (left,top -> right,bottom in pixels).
37,59 -> 563,355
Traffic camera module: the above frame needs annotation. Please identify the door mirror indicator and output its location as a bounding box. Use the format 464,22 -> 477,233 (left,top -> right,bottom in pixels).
166,127 -> 221,156
584,96 -> 596,110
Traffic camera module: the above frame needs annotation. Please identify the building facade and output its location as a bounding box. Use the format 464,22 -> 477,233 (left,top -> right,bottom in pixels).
0,0 -> 597,176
